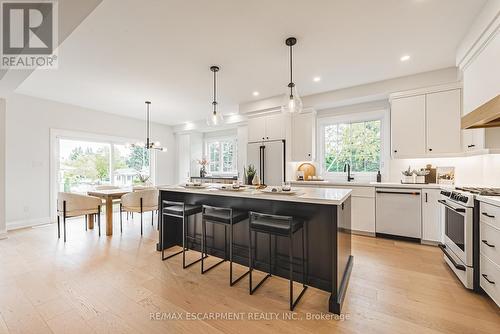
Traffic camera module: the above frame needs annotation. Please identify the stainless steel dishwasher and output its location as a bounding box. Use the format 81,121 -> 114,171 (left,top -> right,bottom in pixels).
375,188 -> 422,239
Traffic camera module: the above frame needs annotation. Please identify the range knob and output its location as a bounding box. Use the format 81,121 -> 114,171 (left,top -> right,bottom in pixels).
460,196 -> 468,203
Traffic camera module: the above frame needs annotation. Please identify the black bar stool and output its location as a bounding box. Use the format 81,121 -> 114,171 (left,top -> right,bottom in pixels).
248,212 -> 308,311
201,205 -> 249,286
161,200 -> 205,268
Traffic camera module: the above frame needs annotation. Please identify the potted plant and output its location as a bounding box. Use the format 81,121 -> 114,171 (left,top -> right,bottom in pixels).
136,173 -> 151,186
244,164 -> 256,185
197,158 -> 209,178
401,166 -> 416,184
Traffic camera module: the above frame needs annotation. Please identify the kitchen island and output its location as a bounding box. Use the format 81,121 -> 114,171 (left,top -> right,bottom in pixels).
158,185 -> 353,314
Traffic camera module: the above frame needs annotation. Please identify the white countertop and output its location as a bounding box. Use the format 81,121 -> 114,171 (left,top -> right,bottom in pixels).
290,180 -> 443,189
477,195 -> 500,207
158,185 -> 352,205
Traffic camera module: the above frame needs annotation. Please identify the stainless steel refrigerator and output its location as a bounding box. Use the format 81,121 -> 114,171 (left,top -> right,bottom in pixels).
247,140 -> 286,186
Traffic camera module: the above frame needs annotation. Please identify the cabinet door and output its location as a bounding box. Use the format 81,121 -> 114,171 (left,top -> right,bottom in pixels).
247,117 -> 267,142
422,189 -> 442,242
391,95 -> 426,157
463,129 -> 485,152
265,114 -> 286,141
426,89 -> 461,154
292,113 -> 314,161
351,197 -> 375,233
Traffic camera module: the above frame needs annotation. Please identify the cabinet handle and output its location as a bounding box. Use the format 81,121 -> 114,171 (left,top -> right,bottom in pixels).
468,144 -> 476,148
482,212 -> 495,218
425,193 -> 428,203
308,153 -> 311,157
428,148 -> 433,152
482,274 -> 496,285
482,240 -> 495,248
266,137 -> 269,139
393,150 -> 398,153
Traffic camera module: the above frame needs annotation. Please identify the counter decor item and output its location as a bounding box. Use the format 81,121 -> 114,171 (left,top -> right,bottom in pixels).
252,173 -> 261,186
197,158 -> 209,177
415,169 -> 430,184
297,162 -> 316,181
424,164 -> 437,184
436,167 -> 455,185
376,171 -> 382,183
401,166 -> 416,184
244,164 -> 257,185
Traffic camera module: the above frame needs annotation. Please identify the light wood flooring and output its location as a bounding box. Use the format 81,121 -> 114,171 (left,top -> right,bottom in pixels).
0,213 -> 498,334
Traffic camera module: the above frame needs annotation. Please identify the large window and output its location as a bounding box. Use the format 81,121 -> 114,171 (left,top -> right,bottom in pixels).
319,111 -> 387,178
206,138 -> 237,175
58,139 -> 150,193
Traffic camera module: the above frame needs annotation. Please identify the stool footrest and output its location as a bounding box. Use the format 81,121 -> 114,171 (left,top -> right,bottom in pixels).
250,273 -> 271,295
201,257 -> 226,274
184,253 -> 208,269
291,285 -> 308,311
230,270 -> 250,286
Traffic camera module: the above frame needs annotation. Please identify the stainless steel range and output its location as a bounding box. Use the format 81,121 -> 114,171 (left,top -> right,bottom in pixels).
439,187 -> 500,290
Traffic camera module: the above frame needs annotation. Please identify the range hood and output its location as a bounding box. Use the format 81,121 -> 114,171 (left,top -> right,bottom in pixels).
461,95 -> 500,129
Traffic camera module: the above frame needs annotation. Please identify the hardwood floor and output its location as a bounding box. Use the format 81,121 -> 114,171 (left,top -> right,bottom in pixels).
0,213 -> 498,334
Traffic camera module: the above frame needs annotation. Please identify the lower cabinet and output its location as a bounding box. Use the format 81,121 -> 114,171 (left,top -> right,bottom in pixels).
351,196 -> 375,234
421,189 -> 442,243
479,200 -> 500,307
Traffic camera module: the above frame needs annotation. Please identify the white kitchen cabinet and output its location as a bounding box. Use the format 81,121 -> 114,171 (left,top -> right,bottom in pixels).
426,89 -> 462,154
390,85 -> 463,158
291,112 -> 315,161
265,113 -> 287,141
421,189 -> 442,243
391,95 -> 426,157
247,113 -> 287,143
351,196 -> 376,234
247,117 -> 267,142
462,129 -> 485,152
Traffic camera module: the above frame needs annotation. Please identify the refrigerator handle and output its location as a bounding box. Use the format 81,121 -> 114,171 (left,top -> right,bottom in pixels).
261,145 -> 265,184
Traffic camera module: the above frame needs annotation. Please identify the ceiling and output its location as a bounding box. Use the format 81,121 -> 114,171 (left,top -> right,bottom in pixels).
15,0 -> 486,125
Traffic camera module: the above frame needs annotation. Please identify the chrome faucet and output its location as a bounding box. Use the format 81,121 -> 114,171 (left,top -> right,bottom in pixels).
344,163 -> 354,182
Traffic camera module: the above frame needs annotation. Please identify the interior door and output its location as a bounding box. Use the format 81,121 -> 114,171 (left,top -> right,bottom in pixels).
391,95 -> 426,157
263,141 -> 285,186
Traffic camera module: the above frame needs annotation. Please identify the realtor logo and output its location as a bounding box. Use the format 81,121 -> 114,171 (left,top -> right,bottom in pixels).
1,1 -> 58,69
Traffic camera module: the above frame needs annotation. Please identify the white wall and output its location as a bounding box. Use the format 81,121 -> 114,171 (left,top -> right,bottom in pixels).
5,93 -> 176,230
0,99 -> 6,238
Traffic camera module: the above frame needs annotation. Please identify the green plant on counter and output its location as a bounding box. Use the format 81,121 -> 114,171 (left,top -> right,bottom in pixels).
244,164 -> 257,185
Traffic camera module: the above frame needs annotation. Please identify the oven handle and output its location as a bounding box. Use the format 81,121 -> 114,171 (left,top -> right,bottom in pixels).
438,243 -> 466,271
376,190 -> 420,195
438,199 -> 466,213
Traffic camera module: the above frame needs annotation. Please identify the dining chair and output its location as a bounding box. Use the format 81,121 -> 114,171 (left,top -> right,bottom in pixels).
120,188 -> 159,235
57,192 -> 102,242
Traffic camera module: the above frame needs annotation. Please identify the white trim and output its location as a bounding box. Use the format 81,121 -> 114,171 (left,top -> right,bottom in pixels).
388,83 -> 462,101
457,10 -> 500,71
0,232 -> 7,240
7,217 -> 51,231
317,109 -> 390,181
49,128 -> 156,221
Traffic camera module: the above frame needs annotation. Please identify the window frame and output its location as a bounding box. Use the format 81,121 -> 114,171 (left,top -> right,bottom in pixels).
204,136 -> 238,176
317,109 -> 389,181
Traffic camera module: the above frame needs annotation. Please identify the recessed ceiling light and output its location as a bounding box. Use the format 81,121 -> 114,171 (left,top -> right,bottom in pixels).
252,91 -> 260,96
313,77 -> 321,82
400,55 -> 411,62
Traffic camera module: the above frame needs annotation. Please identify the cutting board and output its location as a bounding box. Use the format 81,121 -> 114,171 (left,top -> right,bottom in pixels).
297,163 -> 316,181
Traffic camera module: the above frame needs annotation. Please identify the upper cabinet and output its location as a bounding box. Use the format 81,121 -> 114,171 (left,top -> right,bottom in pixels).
391,95 -> 426,157
426,89 -> 462,154
390,85 -> 462,158
247,113 -> 287,143
291,111 -> 316,161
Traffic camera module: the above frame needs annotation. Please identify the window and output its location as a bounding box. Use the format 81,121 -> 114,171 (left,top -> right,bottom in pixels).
58,138 -> 151,193
319,111 -> 387,178
206,138 -> 237,175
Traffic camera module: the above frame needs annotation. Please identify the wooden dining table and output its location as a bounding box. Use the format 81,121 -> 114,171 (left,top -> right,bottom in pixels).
87,188 -> 132,236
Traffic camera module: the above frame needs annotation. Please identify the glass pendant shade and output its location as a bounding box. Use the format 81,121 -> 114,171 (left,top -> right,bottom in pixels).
281,85 -> 303,114
207,110 -> 224,126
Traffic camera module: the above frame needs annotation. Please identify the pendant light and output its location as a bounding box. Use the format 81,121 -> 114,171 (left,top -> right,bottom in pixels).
207,65 -> 224,126
281,37 -> 303,114
129,101 -> 165,151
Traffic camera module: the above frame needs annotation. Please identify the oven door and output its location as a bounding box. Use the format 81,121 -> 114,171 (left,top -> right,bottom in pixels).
439,198 -> 473,266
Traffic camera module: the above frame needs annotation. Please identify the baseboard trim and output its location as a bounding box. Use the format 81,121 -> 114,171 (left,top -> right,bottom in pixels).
7,217 -> 51,231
